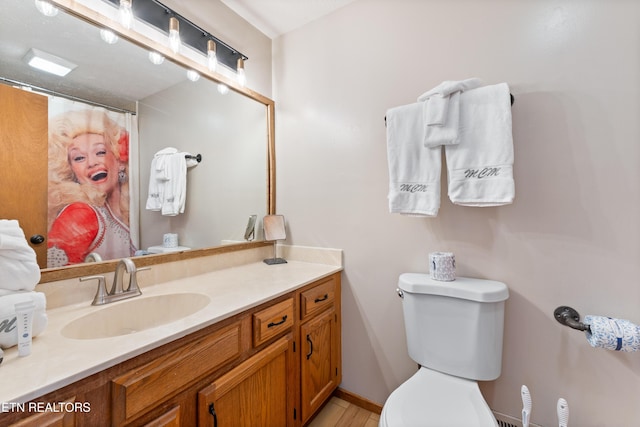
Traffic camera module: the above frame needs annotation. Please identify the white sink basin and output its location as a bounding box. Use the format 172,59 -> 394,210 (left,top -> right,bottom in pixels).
61,293 -> 210,340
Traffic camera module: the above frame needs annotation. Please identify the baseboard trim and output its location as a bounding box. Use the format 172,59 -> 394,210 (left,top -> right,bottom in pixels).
333,387 -> 383,415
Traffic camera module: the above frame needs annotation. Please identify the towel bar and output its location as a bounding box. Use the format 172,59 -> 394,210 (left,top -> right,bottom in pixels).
554,306 -> 592,334
185,154 -> 202,163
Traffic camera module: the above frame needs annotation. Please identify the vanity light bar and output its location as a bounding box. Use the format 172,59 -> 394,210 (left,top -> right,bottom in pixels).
101,0 -> 248,72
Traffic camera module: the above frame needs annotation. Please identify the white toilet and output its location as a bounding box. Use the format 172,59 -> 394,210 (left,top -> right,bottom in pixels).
380,273 -> 509,427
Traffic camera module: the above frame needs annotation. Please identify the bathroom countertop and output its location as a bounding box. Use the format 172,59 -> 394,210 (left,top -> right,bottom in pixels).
0,259 -> 342,404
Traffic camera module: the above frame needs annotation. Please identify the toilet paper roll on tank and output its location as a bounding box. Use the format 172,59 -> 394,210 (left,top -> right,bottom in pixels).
429,252 -> 456,281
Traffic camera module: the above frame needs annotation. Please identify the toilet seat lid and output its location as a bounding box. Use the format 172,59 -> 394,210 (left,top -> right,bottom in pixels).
381,367 -> 497,427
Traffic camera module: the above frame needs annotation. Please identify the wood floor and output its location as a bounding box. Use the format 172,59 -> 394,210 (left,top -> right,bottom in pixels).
308,397 -> 380,427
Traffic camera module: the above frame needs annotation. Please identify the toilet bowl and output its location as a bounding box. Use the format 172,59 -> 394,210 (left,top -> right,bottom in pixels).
379,367 -> 497,427
380,274 -> 509,427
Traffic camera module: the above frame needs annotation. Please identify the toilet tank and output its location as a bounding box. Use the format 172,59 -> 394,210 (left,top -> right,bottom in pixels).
398,273 -> 509,381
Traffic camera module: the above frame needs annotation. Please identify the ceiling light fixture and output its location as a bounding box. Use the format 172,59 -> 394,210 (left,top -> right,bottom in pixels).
34,0 -> 59,17
207,40 -> 217,72
186,70 -> 200,82
217,84 -> 229,95
23,48 -> 77,77
168,17 -> 181,54
100,29 -> 119,44
236,57 -> 246,87
148,51 -> 164,65
119,0 -> 133,29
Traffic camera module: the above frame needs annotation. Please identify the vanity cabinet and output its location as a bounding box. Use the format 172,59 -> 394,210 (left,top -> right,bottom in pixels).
299,276 -> 342,424
3,272 -> 341,427
197,335 -> 295,427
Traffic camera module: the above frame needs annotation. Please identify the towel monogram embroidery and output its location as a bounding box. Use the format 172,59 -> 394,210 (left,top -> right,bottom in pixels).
399,184 -> 429,193
464,167 -> 501,179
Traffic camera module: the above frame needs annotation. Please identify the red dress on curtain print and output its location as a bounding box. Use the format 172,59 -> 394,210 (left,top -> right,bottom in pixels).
47,202 -> 134,267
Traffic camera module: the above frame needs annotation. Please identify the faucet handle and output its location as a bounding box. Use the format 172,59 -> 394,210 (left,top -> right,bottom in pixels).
80,275 -> 108,306
127,266 -> 151,294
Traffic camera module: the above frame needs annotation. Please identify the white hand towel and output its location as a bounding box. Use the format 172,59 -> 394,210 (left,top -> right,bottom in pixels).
444,83 -> 515,206
161,153 -> 188,216
386,103 -> 442,217
422,91 -> 461,147
146,148 -> 178,211
0,220 -> 41,292
583,315 -> 640,352
417,78 -> 484,102
418,78 -> 484,147
0,291 -> 48,349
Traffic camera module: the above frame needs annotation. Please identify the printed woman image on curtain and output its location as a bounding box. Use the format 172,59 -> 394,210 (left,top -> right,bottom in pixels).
46,98 -> 137,268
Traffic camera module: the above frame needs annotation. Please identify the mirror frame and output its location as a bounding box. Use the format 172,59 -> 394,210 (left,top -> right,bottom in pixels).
40,0 -> 276,283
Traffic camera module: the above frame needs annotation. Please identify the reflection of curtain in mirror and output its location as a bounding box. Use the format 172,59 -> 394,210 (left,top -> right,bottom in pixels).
46,97 -> 137,267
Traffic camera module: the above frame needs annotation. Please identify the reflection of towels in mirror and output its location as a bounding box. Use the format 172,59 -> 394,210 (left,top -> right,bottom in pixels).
0,220 -> 40,292
146,148 -> 197,216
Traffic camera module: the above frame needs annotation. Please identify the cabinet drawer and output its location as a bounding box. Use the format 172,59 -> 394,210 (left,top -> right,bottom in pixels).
112,322 -> 242,424
253,298 -> 294,347
300,277 -> 336,320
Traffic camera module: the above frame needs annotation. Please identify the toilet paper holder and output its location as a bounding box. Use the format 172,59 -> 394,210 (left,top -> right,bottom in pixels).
554,306 -> 592,334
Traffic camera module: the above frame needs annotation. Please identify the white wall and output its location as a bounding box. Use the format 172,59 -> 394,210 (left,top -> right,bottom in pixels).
273,0 -> 640,426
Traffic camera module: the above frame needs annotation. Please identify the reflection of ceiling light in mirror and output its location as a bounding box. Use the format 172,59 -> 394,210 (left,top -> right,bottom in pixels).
217,84 -> 229,95
100,29 -> 119,44
119,0 -> 133,30
186,70 -> 200,82
34,0 -> 59,17
169,17 -> 181,54
207,40 -> 217,72
148,51 -> 164,65
236,58 -> 246,87
23,48 -> 77,77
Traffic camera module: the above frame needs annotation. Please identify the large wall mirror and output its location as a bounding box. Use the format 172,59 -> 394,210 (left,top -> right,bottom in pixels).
0,0 -> 275,282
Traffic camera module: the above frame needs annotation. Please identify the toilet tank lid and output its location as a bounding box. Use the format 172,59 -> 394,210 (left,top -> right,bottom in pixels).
398,273 -> 509,302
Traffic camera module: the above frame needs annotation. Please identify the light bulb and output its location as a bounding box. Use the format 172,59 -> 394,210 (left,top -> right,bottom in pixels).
119,0 -> 133,30
100,29 -> 119,44
34,0 -> 59,17
236,57 -> 246,87
186,70 -> 200,82
148,51 -> 164,65
217,84 -> 229,95
169,17 -> 181,54
207,40 -> 217,72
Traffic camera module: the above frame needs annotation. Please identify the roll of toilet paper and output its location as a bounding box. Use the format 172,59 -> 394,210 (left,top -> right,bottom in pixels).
163,233 -> 178,248
584,315 -> 640,352
429,252 -> 455,281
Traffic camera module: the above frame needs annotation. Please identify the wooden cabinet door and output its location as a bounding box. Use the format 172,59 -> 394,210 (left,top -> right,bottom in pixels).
300,307 -> 338,423
198,335 -> 295,427
0,84 -> 49,268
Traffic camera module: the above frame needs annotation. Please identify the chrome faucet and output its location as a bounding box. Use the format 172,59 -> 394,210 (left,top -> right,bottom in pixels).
80,258 -> 149,306
84,252 -> 103,263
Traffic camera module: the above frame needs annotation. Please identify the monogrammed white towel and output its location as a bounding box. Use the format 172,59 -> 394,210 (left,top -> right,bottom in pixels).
444,83 -> 514,206
386,103 -> 441,216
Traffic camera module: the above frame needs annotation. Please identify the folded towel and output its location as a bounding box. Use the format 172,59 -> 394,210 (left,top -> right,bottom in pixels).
386,103 -> 442,216
444,83 -> 515,206
0,220 -> 41,292
0,291 -> 48,349
418,78 -> 483,147
161,153 -> 188,216
584,315 -> 640,352
417,78 -> 484,102
422,91 -> 462,147
146,147 -> 178,211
